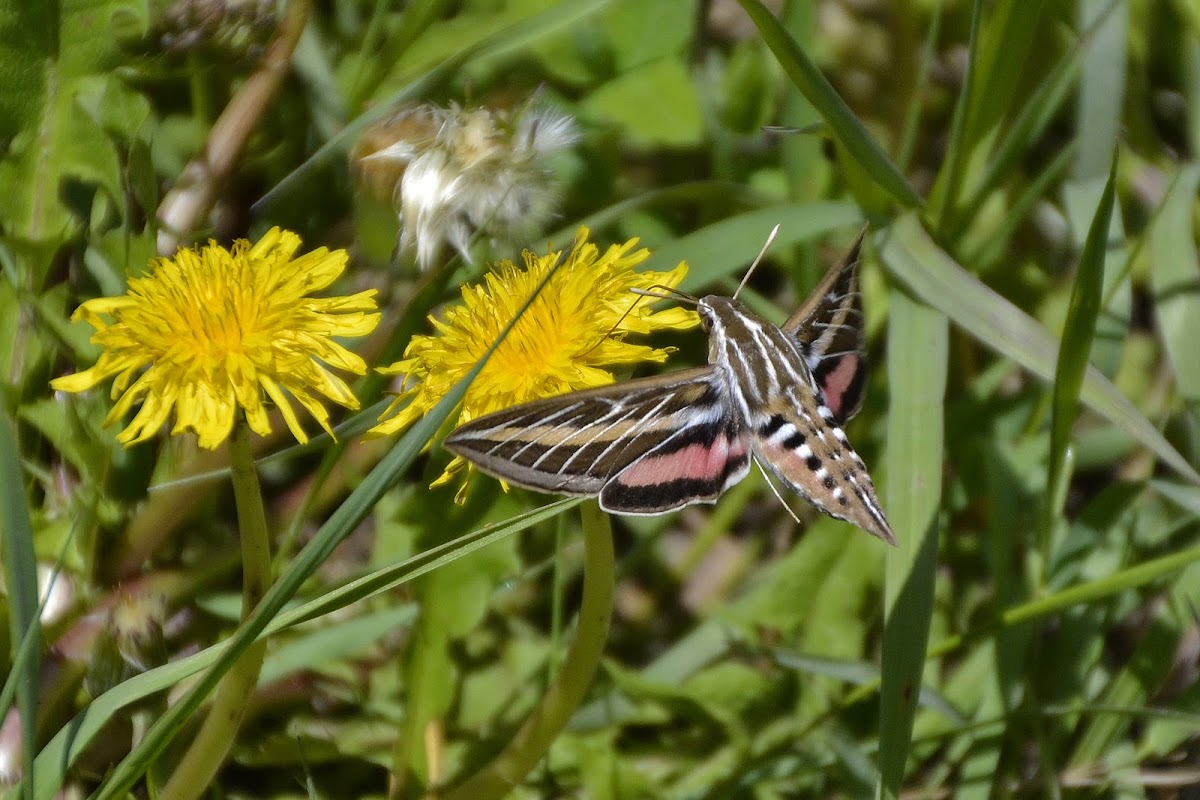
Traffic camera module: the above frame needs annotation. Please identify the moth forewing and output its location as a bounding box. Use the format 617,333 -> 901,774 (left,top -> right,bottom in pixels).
783,224 -> 870,425
443,366 -> 750,511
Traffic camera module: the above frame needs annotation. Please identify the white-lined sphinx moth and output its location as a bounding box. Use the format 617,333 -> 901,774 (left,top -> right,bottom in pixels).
445,226 -> 895,544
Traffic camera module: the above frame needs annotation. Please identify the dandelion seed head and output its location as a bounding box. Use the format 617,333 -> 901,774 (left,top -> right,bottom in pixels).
354,101 -> 579,271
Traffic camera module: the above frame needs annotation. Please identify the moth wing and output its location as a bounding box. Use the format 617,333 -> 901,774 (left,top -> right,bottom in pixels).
445,367 -> 747,509
751,399 -> 896,545
598,402 -> 751,515
781,224 -> 870,425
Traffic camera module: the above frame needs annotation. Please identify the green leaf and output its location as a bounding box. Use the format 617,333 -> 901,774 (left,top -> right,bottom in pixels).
0,414 -> 40,799
638,201 -> 861,290
600,0 -> 694,71
961,0 -> 1049,152
581,57 -> 704,147
736,0 -> 921,210
770,649 -> 964,725
1074,0 -> 1127,181
0,0 -> 147,286
877,287 -> 947,800
880,213 -> 1200,486
1044,152 -> 1118,553
1150,164 -> 1200,414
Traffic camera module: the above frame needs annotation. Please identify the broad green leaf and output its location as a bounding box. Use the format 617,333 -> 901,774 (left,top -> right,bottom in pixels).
581,58 -> 704,147
0,0 -> 147,286
881,213 -> 1200,486
736,0 -> 922,210
600,0 -> 694,71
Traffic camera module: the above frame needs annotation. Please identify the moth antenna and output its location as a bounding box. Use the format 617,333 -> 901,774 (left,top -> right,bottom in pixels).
579,285 -> 697,357
630,285 -> 699,305
733,224 -> 781,300
755,458 -> 804,525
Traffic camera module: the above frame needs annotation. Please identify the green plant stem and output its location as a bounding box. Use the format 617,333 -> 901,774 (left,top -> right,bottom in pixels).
443,500 -> 614,800
157,0 -> 311,250
158,419 -> 272,800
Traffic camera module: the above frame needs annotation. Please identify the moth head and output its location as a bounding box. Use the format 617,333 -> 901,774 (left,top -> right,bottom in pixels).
697,295 -> 755,332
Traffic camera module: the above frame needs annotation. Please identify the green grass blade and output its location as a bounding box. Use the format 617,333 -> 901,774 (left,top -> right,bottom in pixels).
1074,0 -> 1128,181
876,287 -> 947,800
952,42 -> 1080,239
928,0 -> 982,227
1043,152 -> 1118,570
881,212 -> 1200,485
961,0 -> 1049,151
736,0 -> 921,210
770,649 -> 964,725
966,141 -> 1077,270
1149,164 -> 1200,413
637,201 -> 861,289
254,0 -> 610,213
0,414 -> 39,800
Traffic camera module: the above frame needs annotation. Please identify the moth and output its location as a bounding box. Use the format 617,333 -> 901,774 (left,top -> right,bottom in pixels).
445,226 -> 895,544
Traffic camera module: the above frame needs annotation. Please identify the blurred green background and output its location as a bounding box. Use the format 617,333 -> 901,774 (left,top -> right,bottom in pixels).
2,0 -> 1200,797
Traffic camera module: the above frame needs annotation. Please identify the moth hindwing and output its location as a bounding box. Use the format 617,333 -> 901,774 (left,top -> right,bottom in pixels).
444,225 -> 894,543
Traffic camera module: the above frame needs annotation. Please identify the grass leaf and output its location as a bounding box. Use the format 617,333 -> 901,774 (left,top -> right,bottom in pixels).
0,414 -> 39,799
881,213 -> 1200,485
876,287 -> 947,799
1149,164 -> 1200,412
736,0 -> 922,210
1043,152 -> 1119,563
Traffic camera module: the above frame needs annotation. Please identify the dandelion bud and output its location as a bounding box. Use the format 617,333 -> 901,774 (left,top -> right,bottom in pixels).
84,592 -> 169,699
353,102 -> 579,271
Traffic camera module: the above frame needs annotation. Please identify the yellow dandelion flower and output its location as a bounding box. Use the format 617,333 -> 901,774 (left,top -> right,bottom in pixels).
52,227 -> 381,449
369,226 -> 699,490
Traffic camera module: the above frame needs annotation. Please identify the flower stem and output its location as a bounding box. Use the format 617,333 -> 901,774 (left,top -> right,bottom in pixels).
159,419 -> 272,800
442,500 -> 614,800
